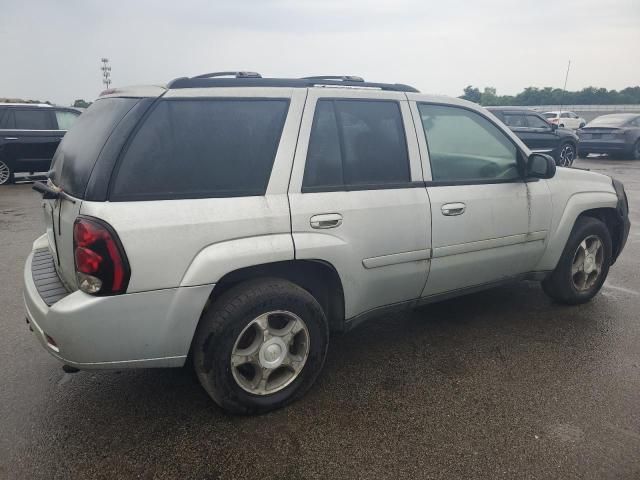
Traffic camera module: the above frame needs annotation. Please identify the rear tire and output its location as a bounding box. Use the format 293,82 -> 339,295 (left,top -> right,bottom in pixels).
193,278 -> 329,414
630,140 -> 640,160
542,216 -> 612,305
0,160 -> 14,185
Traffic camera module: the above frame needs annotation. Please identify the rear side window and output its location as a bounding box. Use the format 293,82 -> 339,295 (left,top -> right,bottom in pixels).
526,115 -> 549,128
111,99 -> 289,200
0,109 -> 14,129
303,99 -> 410,191
50,98 -> 140,197
543,113 -> 556,119
14,109 -> 54,130
502,114 -> 527,127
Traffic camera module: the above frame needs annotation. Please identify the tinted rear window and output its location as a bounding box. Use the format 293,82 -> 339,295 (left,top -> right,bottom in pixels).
111,99 -> 289,200
303,99 -> 410,191
543,112 -> 556,119
588,115 -> 634,127
50,98 -> 139,197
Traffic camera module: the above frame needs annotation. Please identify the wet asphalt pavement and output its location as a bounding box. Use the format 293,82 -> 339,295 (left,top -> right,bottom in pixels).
1,157 -> 639,479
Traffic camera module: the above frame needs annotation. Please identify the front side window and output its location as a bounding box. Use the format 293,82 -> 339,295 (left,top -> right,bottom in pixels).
303,99 -> 410,191
14,109 -> 53,130
112,99 -> 289,200
418,104 -> 520,182
55,110 -> 79,130
526,115 -> 549,129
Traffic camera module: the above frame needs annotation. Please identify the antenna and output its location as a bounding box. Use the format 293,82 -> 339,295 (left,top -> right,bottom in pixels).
101,58 -> 112,90
559,60 -> 571,114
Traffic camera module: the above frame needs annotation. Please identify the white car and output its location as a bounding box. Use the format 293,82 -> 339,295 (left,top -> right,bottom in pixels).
543,111 -> 586,130
24,72 -> 630,414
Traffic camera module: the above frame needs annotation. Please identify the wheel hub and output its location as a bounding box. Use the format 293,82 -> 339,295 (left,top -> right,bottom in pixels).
584,254 -> 595,273
259,338 -> 287,368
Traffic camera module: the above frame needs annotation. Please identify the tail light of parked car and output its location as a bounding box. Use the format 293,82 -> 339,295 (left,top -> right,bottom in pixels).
549,118 -> 559,124
73,217 -> 130,295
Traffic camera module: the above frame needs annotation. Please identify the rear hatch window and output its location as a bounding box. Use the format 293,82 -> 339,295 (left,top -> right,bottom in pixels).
49,98 -> 140,197
110,98 -> 289,201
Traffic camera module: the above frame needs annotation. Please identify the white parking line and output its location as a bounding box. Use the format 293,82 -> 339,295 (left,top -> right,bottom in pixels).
604,283 -> 639,296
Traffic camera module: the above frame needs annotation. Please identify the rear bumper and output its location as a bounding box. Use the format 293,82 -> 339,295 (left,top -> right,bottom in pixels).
23,236 -> 213,369
578,140 -> 627,154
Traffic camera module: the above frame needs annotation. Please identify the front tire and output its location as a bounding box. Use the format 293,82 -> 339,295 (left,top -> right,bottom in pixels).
193,278 -> 329,414
0,160 -> 14,185
556,142 -> 576,167
542,217 -> 612,305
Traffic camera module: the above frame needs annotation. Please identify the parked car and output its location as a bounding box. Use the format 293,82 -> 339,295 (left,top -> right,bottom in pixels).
543,111 -> 586,130
577,113 -> 640,160
488,107 -> 579,166
0,103 -> 80,185
25,73 -> 630,414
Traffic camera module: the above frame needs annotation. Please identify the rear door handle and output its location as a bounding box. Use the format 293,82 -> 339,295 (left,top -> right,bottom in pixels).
441,202 -> 466,216
4,137 -> 18,141
310,213 -> 343,229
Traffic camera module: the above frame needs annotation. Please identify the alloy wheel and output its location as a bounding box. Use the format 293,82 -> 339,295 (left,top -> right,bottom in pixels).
559,144 -> 576,167
231,310 -> 310,395
571,235 -> 604,291
0,161 -> 10,185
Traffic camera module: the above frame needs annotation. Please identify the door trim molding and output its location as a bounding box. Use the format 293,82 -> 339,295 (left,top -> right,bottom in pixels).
362,248 -> 432,269
432,231 -> 547,259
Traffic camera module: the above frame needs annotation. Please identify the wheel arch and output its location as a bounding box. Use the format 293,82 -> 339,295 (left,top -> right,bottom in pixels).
204,259 -> 346,333
578,208 -> 626,263
534,191 -> 618,271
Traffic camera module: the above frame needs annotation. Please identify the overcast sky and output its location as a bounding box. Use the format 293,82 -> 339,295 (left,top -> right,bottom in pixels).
1,0 -> 639,105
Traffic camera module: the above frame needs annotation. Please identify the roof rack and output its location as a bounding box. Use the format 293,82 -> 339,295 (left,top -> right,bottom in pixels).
302,75 -> 365,82
191,71 -> 262,79
166,74 -> 419,93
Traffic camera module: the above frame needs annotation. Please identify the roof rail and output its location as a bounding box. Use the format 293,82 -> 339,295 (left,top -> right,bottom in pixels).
302,75 -> 365,82
166,75 -> 420,93
191,71 -> 262,79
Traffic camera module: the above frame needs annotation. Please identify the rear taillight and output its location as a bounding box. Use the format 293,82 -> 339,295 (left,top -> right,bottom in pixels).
550,118 -> 559,124
73,217 -> 130,295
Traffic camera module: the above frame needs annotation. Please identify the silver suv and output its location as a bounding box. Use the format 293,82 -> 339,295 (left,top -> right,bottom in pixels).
24,72 -> 630,414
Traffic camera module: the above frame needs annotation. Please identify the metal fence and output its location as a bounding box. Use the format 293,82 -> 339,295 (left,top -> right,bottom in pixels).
527,105 -> 640,121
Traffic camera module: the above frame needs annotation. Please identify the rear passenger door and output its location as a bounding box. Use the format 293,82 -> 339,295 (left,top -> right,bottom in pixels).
409,100 -> 551,297
288,89 -> 430,320
524,113 -> 559,153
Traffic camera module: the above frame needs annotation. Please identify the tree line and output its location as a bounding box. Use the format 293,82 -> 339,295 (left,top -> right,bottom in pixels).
460,86 -> 640,106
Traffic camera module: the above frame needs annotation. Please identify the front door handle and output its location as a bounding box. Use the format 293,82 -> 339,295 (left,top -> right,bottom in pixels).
441,202 -> 466,216
310,213 -> 343,229
4,137 -> 19,141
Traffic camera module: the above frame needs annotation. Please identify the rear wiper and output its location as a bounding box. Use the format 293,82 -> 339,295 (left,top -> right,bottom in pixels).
32,181 -> 76,203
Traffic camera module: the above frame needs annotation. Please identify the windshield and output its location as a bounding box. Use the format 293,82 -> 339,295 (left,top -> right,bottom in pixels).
49,97 -> 139,197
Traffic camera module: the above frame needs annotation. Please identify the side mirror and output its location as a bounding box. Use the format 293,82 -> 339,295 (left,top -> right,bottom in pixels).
550,123 -> 559,131
526,153 -> 556,179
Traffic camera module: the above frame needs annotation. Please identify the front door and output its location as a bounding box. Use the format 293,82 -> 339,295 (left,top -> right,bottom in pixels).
409,100 -> 552,297
288,89 -> 431,319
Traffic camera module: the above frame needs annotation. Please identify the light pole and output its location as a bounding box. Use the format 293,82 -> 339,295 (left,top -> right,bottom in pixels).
101,58 -> 112,90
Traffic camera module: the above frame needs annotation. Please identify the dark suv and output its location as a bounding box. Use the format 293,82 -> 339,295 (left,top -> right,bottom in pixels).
0,103 -> 80,185
488,107 -> 579,167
